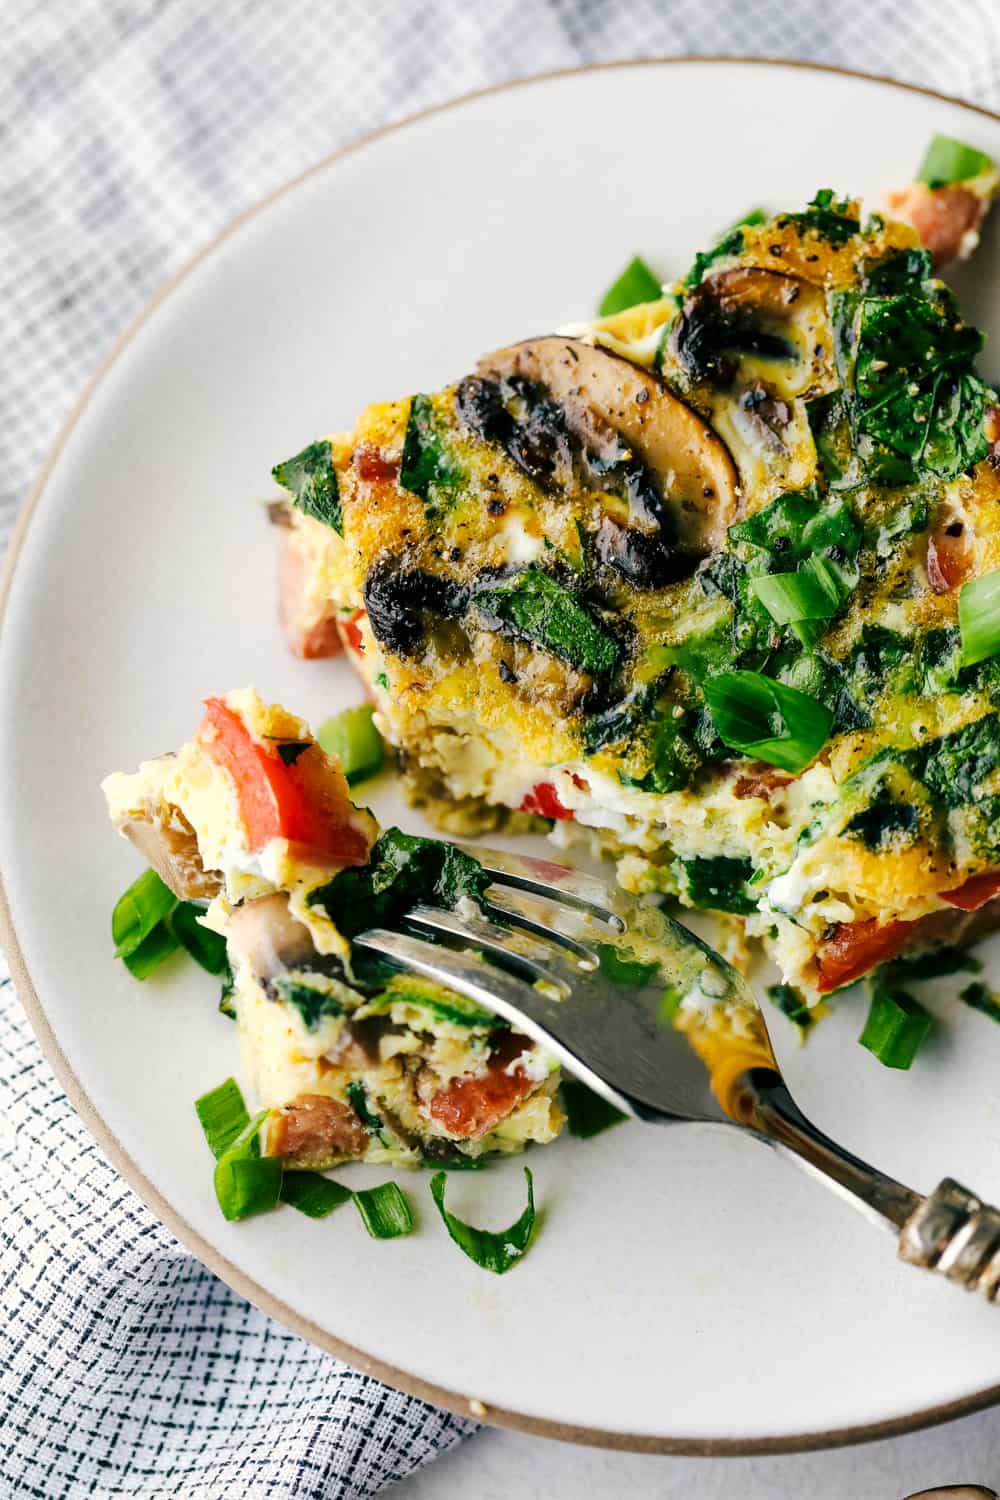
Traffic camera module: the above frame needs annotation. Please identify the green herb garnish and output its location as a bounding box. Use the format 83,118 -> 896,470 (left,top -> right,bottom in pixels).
598,255 -> 662,316
767,984 -> 815,1032
280,1171 -> 353,1219
352,1182 -> 414,1239
169,902 -> 228,975
213,1111 -> 283,1221
960,981 -> 1000,1025
703,670 -> 833,773
917,134 -> 994,188
859,981 -> 932,1069
400,394 -> 462,503
195,1077 -> 251,1159
430,1167 -> 536,1274
960,568 -> 1000,667
112,868 -> 178,978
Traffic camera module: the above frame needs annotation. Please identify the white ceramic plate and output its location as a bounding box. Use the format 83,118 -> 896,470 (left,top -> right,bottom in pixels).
4,59 -> 1000,1453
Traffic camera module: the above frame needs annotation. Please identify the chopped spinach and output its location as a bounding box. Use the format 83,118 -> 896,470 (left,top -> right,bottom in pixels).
596,945 -> 659,987
560,1079 -> 626,1138
829,284 -> 991,484
347,1081 -> 388,1144
682,208 -> 767,289
776,189 -> 860,245
910,714 -> 1000,807
272,440 -> 342,534
845,793 -> 919,851
307,828 -> 490,941
475,567 -> 618,677
400,394 -> 463,503
674,855 -> 757,915
272,976 -> 343,1030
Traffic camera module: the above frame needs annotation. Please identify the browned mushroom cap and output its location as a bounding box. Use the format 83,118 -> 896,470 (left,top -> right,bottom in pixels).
118,799 -> 221,900
476,336 -> 739,556
672,267 -> 828,389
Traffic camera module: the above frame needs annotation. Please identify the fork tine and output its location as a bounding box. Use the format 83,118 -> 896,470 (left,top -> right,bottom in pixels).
404,904 -> 572,998
458,844 -> 625,931
352,927 -> 636,1117
484,886 -> 600,970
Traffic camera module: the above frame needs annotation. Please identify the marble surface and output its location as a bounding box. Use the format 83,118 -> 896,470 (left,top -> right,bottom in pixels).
396,1412 -> 1000,1499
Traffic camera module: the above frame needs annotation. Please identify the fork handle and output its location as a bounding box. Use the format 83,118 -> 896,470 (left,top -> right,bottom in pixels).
743,1071 -> 1000,1301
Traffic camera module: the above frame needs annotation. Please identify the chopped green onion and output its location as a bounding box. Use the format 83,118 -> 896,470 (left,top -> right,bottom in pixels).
420,1154 -> 492,1171
750,554 -> 849,648
280,1171 -> 353,1218
430,1167 -> 536,1274
595,944 -> 658,988
598,255 -> 662,317
917,134 -> 994,188
960,981 -> 1000,1024
213,1111 -> 283,1221
121,922 -> 180,979
112,868 -> 177,959
195,1077 -> 251,1159
316,703 -> 385,785
859,984 -> 932,1069
560,1078 -> 626,1139
959,568 -> 1000,667
767,983 -> 815,1032
702,670 -> 834,773
169,902 -> 228,974
352,1182 -> 414,1239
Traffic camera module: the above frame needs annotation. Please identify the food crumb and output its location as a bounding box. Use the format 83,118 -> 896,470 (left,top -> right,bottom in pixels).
469,1398 -> 487,1417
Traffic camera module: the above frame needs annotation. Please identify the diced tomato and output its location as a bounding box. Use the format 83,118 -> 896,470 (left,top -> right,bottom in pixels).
815,917 -> 917,994
886,183 -> 985,267
355,444 -> 400,484
340,608 -> 367,655
278,532 -> 344,659
520,782 -> 574,820
733,766 -> 793,800
926,522 -> 974,594
198,697 -> 370,865
942,871 -> 1000,912
427,1034 -> 536,1139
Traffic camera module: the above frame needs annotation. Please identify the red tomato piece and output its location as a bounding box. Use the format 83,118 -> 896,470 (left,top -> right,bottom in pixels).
815,917 -> 917,994
427,1034 -> 536,1139
942,871 -> 1000,912
198,697 -> 369,865
340,608 -> 366,655
278,531 -> 344,659
355,444 -> 400,484
520,782 -> 574,820
926,522 -> 974,594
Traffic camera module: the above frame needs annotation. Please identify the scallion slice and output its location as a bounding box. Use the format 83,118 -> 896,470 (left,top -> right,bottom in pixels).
121,922 -> 180,979
859,985 -> 932,1069
169,902 -> 228,974
213,1110 -> 283,1221
352,1182 -> 414,1239
598,256 -> 662,317
429,1167 -> 536,1274
959,567 -> 1000,667
918,134 -> 994,188
596,945 -> 658,988
112,868 -> 176,959
960,981 -> 1000,1025
750,554 -> 849,647
280,1171 -> 353,1218
195,1077 -> 251,1159
560,1079 -> 626,1139
317,703 -> 385,785
702,670 -> 833,773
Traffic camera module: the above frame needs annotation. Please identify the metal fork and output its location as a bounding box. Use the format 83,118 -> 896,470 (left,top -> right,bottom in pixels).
353,844 -> 1000,1303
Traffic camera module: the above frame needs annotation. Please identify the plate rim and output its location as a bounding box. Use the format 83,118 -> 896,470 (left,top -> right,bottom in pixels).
3,54 -> 1000,1456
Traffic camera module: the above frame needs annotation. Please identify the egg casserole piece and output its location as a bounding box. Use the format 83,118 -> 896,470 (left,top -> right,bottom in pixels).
269,180 -> 1000,1011
104,689 -> 565,1168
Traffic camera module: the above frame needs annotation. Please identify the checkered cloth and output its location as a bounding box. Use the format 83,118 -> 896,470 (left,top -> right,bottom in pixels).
2,2 -> 1000,1495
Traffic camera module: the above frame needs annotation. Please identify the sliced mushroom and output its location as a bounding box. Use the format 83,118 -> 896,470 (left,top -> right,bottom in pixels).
117,796 -> 221,900
363,554 -> 469,657
225,891 -> 317,980
475,336 -> 739,564
672,267 -> 829,394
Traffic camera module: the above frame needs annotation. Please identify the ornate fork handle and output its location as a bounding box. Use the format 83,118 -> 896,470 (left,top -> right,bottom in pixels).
742,1071 -> 1000,1302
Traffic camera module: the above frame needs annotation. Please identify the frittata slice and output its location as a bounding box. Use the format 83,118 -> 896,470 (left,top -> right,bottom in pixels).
270,182 -> 1000,1011
104,690 -> 564,1167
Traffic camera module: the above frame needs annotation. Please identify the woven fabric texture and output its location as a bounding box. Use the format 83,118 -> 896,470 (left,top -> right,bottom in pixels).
3,2 -> 1000,1495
